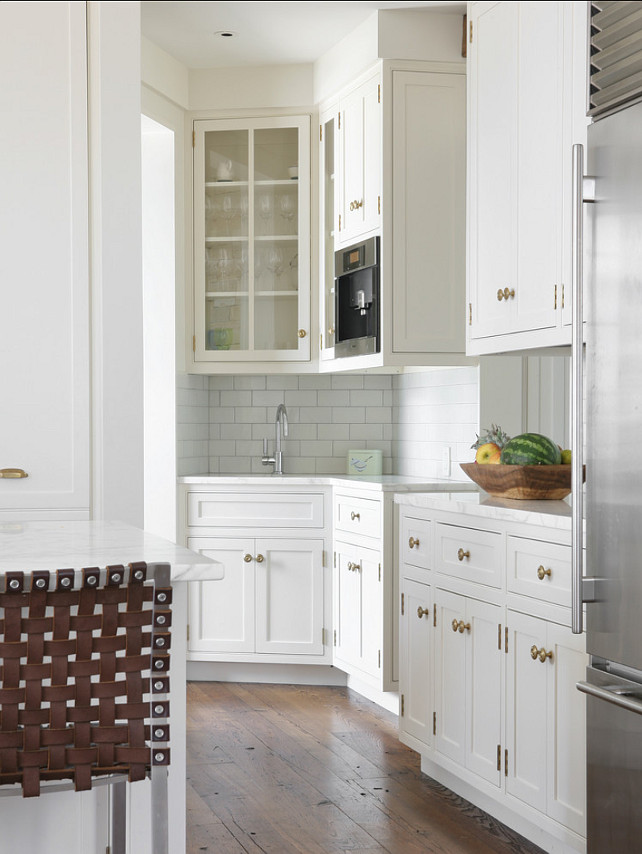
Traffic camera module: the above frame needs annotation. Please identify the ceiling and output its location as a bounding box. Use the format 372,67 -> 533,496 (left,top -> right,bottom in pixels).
141,1 -> 466,69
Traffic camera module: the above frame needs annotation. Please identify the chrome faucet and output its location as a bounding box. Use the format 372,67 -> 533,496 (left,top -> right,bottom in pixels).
262,403 -> 288,475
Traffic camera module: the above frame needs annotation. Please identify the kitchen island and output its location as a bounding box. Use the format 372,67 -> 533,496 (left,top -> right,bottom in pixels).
0,520 -> 223,854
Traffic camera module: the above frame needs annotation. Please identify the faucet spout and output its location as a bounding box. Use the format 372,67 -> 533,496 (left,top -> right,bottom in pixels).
262,404 -> 289,475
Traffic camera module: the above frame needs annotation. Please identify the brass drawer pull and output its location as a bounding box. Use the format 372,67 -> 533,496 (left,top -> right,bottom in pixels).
351,511 -> 360,521
497,287 -> 516,302
531,644 -> 553,663
347,561 -> 361,572
409,537 -> 420,549
537,565 -> 552,580
457,548 -> 470,562
452,618 -> 459,632
417,606 -> 429,619
458,620 -> 471,634
243,554 -> 253,563
0,468 -> 28,479
255,554 -> 264,563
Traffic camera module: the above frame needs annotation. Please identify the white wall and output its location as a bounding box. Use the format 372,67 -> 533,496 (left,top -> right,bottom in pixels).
189,64 -> 314,111
141,35 -> 189,109
88,0 -> 144,526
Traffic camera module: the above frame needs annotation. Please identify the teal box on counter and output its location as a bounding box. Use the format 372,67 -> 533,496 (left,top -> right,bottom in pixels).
347,450 -> 382,476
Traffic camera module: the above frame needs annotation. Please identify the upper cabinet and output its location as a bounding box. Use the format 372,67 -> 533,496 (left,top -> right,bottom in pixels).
466,1 -> 588,355
191,116 -> 311,367
320,61 -> 470,371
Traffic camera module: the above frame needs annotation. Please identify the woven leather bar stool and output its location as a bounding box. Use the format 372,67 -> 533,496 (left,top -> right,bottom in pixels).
0,560 -> 172,854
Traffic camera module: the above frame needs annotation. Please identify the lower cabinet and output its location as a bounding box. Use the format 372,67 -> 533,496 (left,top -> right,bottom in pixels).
334,540 -> 382,682
434,589 -> 502,788
187,536 -> 326,659
506,610 -> 587,837
398,501 -> 587,854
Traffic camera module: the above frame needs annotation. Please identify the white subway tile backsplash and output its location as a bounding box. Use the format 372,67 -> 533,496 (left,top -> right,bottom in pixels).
176,368 -> 479,480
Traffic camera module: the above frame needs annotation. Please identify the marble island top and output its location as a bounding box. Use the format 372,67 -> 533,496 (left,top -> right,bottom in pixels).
394,490 -> 577,530
179,473 -> 478,493
0,520 -> 224,581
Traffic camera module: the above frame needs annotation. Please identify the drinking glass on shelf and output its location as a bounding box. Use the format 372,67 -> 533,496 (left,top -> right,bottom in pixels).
258,193 -> 273,235
279,194 -> 295,235
267,248 -> 284,283
239,195 -> 249,235
220,193 -> 237,236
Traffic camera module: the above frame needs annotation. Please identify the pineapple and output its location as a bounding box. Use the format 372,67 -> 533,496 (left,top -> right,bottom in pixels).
471,424 -> 511,451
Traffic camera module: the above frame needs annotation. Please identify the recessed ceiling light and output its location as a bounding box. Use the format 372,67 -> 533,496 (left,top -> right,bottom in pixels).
214,30 -> 237,39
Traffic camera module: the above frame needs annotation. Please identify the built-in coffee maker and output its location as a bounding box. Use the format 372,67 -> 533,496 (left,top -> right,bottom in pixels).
334,236 -> 380,358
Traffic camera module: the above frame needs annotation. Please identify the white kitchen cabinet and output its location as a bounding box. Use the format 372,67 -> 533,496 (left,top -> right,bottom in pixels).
466,1 -> 588,354
434,588 -> 502,787
191,115 -> 311,368
0,0 -> 89,518
319,60 -> 469,371
399,577 -> 433,751
506,610 -> 587,838
396,495 -> 587,853
187,536 -> 325,657
181,486 -> 331,665
336,72 -> 381,246
334,541 -> 382,679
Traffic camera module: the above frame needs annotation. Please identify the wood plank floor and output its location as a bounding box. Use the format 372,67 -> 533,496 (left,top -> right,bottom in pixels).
186,682 -> 545,854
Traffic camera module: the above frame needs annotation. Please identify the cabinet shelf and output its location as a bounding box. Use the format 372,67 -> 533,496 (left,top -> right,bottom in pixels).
256,290 -> 298,298
205,180 -> 248,188
255,179 -> 298,186
254,235 -> 298,242
205,236 -> 248,243
206,291 -> 248,299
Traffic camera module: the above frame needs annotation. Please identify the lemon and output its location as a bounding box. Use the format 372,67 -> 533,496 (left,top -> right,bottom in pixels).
561,449 -> 572,465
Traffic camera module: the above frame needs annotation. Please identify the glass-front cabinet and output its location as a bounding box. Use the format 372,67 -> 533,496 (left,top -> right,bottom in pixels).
193,116 -> 310,363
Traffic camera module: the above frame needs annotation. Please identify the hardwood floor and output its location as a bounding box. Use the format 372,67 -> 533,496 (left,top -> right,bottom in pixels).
186,682 -> 545,854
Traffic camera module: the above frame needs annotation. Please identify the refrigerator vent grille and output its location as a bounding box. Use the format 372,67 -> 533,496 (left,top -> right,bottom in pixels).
589,1 -> 642,118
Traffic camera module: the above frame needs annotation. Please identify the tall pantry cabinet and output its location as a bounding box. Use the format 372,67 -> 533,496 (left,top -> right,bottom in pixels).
0,0 -> 89,519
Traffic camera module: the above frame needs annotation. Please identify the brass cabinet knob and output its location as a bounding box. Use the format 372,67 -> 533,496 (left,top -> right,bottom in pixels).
328,326 -> 335,335
349,201 -> 354,211
298,329 -> 307,338
497,287 -> 515,302
351,511 -> 360,521
409,536 -> 420,549
243,554 -> 253,563
0,468 -> 28,479
458,620 -> 471,633
347,561 -> 361,572
531,644 -> 553,662
255,554 -> 264,563
354,199 -> 363,209
537,565 -> 552,580
457,548 -> 470,562
417,606 -> 430,619
452,618 -> 460,632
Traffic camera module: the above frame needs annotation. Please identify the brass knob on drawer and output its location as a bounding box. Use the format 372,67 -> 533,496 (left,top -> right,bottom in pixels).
458,620 -> 471,634
531,644 -> 553,663
452,619 -> 459,632
537,565 -> 552,580
497,287 -> 515,301
409,537 -> 420,549
298,329 -> 307,338
417,606 -> 429,619
243,554 -> 253,563
347,561 -> 361,572
457,548 -> 470,562
351,511 -> 360,521
255,554 -> 264,563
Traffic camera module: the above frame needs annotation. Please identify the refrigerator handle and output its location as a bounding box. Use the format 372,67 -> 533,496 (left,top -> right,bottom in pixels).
571,143 -> 584,634
577,681 -> 642,717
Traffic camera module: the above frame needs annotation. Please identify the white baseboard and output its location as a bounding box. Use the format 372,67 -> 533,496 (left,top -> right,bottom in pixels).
187,661 -> 348,686
345,674 -> 399,715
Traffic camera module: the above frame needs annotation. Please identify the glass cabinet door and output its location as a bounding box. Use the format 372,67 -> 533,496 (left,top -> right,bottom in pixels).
193,116 -> 310,362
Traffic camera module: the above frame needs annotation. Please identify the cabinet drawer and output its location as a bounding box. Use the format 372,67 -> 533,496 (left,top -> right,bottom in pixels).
401,515 -> 431,570
187,492 -> 324,529
507,536 -> 573,607
335,493 -> 381,539
435,522 -> 502,588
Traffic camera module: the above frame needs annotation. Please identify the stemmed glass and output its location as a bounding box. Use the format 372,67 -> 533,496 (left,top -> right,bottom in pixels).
220,193 -> 237,236
239,194 -> 249,236
267,247 -> 284,285
258,194 -> 273,235
279,194 -> 295,235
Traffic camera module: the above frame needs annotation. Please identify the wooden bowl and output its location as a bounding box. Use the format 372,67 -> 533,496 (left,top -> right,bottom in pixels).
459,462 -> 575,500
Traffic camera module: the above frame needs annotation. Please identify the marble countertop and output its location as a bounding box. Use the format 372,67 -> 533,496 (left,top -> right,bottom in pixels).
178,473 -> 478,494
0,520 -> 224,582
394,490 -> 577,530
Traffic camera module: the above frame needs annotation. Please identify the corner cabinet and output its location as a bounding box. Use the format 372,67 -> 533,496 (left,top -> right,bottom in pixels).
398,498 -> 587,854
191,115 -> 311,367
319,61 -> 470,371
466,1 -> 588,354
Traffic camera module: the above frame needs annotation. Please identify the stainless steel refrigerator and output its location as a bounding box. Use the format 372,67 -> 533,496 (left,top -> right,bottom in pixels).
573,7 -> 642,849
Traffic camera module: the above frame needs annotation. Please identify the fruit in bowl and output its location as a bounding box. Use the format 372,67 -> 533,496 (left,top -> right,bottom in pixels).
471,424 -> 511,465
475,443 -> 502,464
500,433 -> 562,465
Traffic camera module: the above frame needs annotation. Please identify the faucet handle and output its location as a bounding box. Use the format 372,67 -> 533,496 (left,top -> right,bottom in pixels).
263,438 -> 269,456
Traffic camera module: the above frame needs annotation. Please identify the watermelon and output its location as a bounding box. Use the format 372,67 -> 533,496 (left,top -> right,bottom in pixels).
500,433 -> 562,466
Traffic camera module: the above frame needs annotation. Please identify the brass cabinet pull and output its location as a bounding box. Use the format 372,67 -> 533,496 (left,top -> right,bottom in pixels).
417,606 -> 429,619
458,620 -> 471,634
243,554 -> 253,563
497,287 -> 516,302
328,326 -> 335,335
347,561 -> 361,572
255,554 -> 264,563
409,537 -> 420,549
531,644 -> 553,663
351,511 -> 360,521
0,468 -> 28,479
298,329 -> 307,338
537,565 -> 552,580
452,618 -> 460,632
349,199 -> 363,211
457,548 -> 470,562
